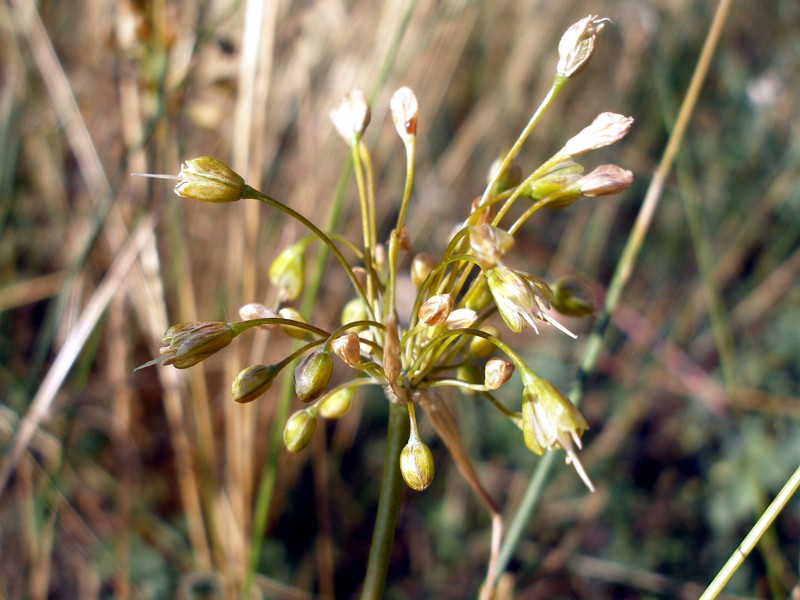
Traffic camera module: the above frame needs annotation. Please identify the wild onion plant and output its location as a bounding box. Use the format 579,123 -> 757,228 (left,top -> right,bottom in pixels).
138,15 -> 632,598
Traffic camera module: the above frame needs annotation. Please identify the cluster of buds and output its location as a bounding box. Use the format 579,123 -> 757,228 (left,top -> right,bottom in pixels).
141,15 -> 632,499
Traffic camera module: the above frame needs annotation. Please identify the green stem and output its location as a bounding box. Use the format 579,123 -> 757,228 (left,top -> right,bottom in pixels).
361,400 -> 409,599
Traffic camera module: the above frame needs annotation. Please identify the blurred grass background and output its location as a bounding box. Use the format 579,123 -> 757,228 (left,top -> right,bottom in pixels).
1,0 -> 799,598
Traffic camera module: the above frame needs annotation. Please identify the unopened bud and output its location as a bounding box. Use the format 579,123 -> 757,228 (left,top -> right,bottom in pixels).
468,326 -> 499,359
319,387 -> 354,419
390,86 -> 419,142
578,164 -> 633,197
551,275 -> 596,316
231,364 -> 280,403
332,332 -> 362,367
469,225 -> 515,266
239,303 -> 279,328
383,315 -> 401,388
556,15 -> 608,79
559,112 -> 634,158
158,321 -> 235,369
269,243 -> 305,301
341,298 -> 368,330
487,155 -> 523,195
400,438 -> 435,491
443,308 -> 477,330
418,294 -> 453,326
395,227 -> 410,252
411,253 -> 436,289
174,157 -> 245,203
283,409 -> 317,453
278,307 -> 311,339
330,89 -> 370,145
294,350 -> 333,402
484,358 -> 515,390
465,276 -> 493,312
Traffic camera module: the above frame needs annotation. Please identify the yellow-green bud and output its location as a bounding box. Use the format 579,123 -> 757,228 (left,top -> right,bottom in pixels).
400,438 -> 435,491
551,275 -> 596,317
418,294 -> 453,326
456,363 -> 481,396
341,298 -> 368,330
174,157 -> 245,203
294,350 -> 333,402
269,243 -> 305,301
524,161 -> 583,209
484,358 -> 515,390
465,276 -> 493,312
469,225 -> 515,267
331,332 -> 362,367
231,364 -> 280,403
468,326 -> 499,359
159,321 -> 235,368
318,387 -> 354,419
278,307 -> 311,339
411,253 -> 436,289
283,409 -> 317,453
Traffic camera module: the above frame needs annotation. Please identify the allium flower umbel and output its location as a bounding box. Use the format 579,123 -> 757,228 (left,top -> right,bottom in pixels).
521,371 -> 594,492
175,157 -> 245,203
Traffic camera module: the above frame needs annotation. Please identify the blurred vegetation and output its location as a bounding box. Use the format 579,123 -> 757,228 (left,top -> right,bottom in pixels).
1,0 -> 799,599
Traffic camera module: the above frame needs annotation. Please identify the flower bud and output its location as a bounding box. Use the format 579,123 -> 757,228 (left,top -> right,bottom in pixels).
468,326 -> 499,359
231,364 -> 280,403
465,276 -> 493,312
383,315 -> 401,388
487,155 -> 523,195
319,387 -> 354,419
469,225 -> 515,266
332,332 -> 362,367
556,15 -> 608,79
341,298 -> 368,330
559,112 -> 634,158
456,363 -> 482,396
484,358 -> 515,390
578,164 -> 633,197
239,303 -> 279,328
294,350 -> 333,402
411,253 -> 436,289
551,275 -> 596,317
390,86 -> 419,142
330,89 -> 370,145
159,321 -> 235,368
269,243 -> 305,301
278,307 -> 311,339
443,308 -> 477,330
400,438 -> 435,491
283,409 -> 317,453
174,157 -> 245,203
524,161 -> 584,208
418,294 -> 453,326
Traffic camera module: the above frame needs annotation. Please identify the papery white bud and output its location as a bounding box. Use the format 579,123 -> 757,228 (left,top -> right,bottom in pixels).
390,86 -> 418,142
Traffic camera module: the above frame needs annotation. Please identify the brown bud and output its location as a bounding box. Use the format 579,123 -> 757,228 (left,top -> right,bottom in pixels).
484,358 -> 515,390
332,332 -> 362,367
418,294 -> 453,326
411,253 -> 436,289
556,15 -> 608,79
578,164 -> 633,197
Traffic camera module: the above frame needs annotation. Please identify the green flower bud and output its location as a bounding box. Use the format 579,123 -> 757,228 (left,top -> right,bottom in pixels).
341,298 -> 368,330
278,307 -> 311,339
456,363 -> 481,396
524,161 -> 583,209
159,321 -> 235,369
269,243 -> 305,301
551,275 -> 596,317
283,409 -> 317,453
487,155 -> 523,195
400,438 -> 435,491
231,364 -> 280,403
411,253 -> 436,289
294,350 -> 333,402
468,326 -> 499,359
465,276 -> 493,312
318,387 -> 354,419
174,157 -> 245,203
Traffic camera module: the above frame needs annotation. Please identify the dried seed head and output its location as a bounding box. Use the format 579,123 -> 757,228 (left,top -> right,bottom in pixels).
294,350 -> 333,402
283,409 -> 317,453
578,164 -> 634,197
559,112 -> 634,158
485,357 -> 515,390
231,364 -> 280,403
418,294 -> 454,326
269,243 -> 305,301
390,86 -> 419,142
332,332 -> 362,367
400,438 -> 435,491
330,89 -> 371,145
174,157 -> 245,203
556,15 -> 608,79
